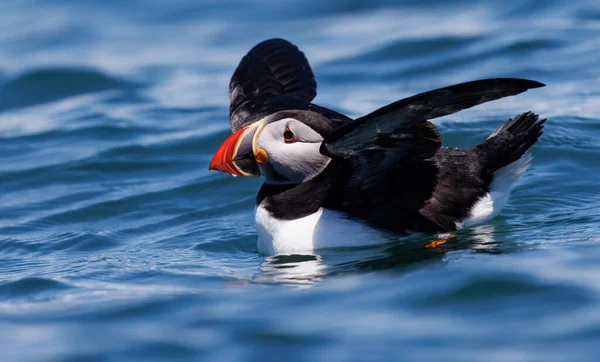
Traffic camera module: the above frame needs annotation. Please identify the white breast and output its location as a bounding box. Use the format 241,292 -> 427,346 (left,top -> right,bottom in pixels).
255,204 -> 390,255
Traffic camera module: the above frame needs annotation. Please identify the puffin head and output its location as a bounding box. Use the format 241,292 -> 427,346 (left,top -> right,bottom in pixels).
209,110 -> 333,184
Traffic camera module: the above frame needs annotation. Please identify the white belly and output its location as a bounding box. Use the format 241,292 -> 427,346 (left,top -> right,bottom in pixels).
256,154 -> 533,255
255,204 -> 390,255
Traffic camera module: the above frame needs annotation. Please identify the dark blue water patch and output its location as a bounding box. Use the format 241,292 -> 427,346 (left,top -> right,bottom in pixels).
0,277 -> 72,301
66,158 -> 187,177
0,189 -> 106,224
0,68 -> 142,112
0,125 -> 154,147
136,105 -> 226,122
327,37 -> 563,83
0,236 -> 49,255
5,23 -> 93,55
144,0 -> 403,25
385,40 -> 558,79
576,8 -> 600,21
91,134 -> 214,162
496,0 -> 563,18
47,232 -> 123,252
421,273 -> 592,309
328,35 -> 484,65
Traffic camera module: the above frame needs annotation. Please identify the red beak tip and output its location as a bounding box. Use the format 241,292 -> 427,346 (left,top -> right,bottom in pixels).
209,125 -> 254,177
208,161 -> 233,175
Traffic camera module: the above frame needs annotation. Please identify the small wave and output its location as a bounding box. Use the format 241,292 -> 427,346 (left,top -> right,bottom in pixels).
0,277 -> 71,300
0,67 -> 141,112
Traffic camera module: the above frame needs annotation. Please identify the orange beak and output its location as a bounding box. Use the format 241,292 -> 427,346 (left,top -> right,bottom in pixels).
208,124 -> 261,177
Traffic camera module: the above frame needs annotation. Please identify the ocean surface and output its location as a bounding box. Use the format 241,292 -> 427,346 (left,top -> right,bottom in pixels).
1,0 -> 600,361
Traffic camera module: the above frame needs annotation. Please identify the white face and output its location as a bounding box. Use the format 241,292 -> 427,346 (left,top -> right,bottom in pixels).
255,118 -> 331,184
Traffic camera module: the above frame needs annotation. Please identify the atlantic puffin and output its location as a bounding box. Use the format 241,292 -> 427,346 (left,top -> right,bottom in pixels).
209,39 -> 546,255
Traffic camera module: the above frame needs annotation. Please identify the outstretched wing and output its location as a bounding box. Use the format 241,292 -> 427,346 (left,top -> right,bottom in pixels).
229,38 -> 352,132
321,78 -> 545,158
322,78 -> 545,233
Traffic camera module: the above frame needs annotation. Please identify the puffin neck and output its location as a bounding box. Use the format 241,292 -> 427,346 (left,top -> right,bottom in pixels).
255,162 -> 341,220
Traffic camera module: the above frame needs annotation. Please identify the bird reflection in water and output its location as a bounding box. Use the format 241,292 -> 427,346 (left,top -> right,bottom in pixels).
255,224 -> 501,286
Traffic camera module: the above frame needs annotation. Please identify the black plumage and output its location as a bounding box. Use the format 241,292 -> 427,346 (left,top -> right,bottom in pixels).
226,39 -> 546,236
229,38 -> 351,132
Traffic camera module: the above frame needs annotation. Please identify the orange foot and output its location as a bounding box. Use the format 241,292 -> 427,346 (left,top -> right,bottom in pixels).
424,235 -> 457,249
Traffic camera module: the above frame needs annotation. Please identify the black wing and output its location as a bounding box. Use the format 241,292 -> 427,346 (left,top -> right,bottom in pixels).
229,38 -> 352,132
230,38 -> 316,131
322,79 -> 545,233
321,78 -> 545,158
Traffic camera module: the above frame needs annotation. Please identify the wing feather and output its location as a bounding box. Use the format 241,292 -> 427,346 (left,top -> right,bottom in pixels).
229,39 -> 317,131
321,78 -> 544,158
321,78 -> 545,233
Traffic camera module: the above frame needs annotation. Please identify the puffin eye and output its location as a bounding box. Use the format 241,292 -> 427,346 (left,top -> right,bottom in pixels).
283,128 -> 296,143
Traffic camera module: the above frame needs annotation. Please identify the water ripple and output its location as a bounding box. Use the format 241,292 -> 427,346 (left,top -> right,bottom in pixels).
1,0 -> 600,361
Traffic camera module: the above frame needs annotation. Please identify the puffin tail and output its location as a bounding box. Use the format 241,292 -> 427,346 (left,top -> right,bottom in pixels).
477,111 -> 546,173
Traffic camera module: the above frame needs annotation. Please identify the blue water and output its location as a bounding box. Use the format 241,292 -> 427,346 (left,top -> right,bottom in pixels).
1,0 -> 600,361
